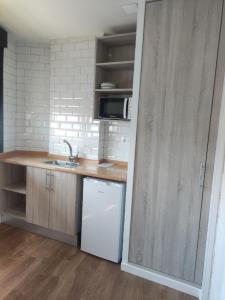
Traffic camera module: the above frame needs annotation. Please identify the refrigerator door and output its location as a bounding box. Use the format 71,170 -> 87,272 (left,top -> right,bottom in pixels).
81,178 -> 126,263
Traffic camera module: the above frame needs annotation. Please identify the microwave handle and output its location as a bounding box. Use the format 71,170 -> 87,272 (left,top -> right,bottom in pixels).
123,98 -> 128,119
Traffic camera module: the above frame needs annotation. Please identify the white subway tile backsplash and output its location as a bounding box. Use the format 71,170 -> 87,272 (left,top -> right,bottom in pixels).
66,131 -> 79,138
30,47 -> 45,56
54,115 -> 66,122
61,123 -> 72,129
67,116 -> 79,122
15,43 -> 50,152
3,35 -> 131,161
3,34 -> 16,152
102,121 -> 131,162
49,37 -> 100,159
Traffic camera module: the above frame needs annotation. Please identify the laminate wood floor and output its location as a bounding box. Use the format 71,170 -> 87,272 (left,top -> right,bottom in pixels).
0,224 -> 198,300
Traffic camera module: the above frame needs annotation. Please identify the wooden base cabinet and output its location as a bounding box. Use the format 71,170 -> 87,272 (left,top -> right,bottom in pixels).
129,0 -> 224,285
48,171 -> 81,235
26,167 -> 49,227
26,167 -> 82,236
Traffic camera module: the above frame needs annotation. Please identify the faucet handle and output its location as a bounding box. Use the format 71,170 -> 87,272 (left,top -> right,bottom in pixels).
69,152 -> 79,163
69,156 -> 76,162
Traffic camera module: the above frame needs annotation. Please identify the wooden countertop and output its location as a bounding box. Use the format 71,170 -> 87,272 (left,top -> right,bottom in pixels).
0,151 -> 127,182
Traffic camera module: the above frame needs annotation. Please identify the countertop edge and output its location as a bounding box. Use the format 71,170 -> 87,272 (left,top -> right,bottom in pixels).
0,151 -> 127,182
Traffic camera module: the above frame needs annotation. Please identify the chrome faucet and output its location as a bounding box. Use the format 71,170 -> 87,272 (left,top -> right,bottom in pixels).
63,140 -> 78,162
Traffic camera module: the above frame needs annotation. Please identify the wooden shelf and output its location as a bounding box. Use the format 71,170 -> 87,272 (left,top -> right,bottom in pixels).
95,88 -> 133,93
1,182 -> 26,195
96,60 -> 134,69
4,209 -> 26,221
97,32 -> 136,46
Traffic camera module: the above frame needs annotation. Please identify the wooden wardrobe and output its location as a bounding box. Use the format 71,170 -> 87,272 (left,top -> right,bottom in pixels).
128,0 -> 225,285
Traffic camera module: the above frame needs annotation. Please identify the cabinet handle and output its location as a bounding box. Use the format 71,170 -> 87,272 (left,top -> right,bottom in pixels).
50,174 -> 54,192
46,174 -> 50,190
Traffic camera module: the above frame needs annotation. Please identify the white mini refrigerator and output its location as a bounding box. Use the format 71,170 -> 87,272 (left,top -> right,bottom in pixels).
81,177 -> 126,263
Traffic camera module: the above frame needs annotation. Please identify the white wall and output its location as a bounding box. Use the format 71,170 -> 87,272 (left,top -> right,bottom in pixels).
15,42 -> 50,151
48,37 -> 131,161
49,37 -> 101,159
102,121 -> 130,161
209,158 -> 225,300
3,36 -> 131,161
3,34 -> 16,152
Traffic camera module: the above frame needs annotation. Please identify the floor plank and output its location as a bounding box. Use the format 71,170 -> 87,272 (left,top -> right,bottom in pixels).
0,224 -> 198,300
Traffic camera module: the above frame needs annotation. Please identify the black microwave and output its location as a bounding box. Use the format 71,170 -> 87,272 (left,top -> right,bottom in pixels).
98,96 -> 131,120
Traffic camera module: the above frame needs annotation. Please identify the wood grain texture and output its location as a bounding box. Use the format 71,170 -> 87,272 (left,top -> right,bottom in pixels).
0,163 -> 26,216
0,163 -> 25,187
0,224 -> 197,300
105,44 -> 135,62
49,171 -> 80,235
96,61 -> 134,69
0,151 -> 127,182
1,182 -> 26,195
194,0 -> 225,285
94,32 -> 136,119
26,167 -> 50,228
97,32 -> 136,44
5,193 -> 26,220
129,0 -> 223,283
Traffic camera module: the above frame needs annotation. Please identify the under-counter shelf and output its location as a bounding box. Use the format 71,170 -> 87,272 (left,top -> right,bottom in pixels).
4,208 -> 26,221
3,190 -> 26,221
1,182 -> 26,195
96,60 -> 134,69
0,163 -> 27,221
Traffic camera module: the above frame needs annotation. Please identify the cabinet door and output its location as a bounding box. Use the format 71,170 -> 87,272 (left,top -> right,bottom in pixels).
129,0 -> 223,283
26,167 -> 50,228
49,171 -> 78,235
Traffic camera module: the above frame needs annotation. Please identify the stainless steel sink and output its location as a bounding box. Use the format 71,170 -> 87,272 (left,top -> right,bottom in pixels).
43,160 -> 80,168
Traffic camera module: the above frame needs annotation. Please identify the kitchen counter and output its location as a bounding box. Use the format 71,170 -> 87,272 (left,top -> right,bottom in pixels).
0,151 -> 127,182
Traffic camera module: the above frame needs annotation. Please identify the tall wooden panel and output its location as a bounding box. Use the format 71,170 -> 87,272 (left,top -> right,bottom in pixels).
195,1 -> 225,285
129,0 -> 223,283
0,28 -> 7,153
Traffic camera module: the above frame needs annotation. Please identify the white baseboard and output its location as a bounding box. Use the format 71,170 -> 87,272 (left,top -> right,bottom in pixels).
121,262 -> 201,299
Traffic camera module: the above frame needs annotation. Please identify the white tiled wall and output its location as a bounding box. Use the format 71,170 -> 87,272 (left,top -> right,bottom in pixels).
102,121 -> 130,161
3,36 -> 131,161
16,43 -> 50,151
3,34 -> 16,152
49,37 -> 101,159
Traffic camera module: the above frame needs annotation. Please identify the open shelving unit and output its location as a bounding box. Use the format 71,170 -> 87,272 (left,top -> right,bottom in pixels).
4,199 -> 26,220
0,164 -> 26,220
95,88 -> 133,93
96,60 -> 134,69
4,209 -> 26,220
94,32 -> 136,119
96,32 -> 136,45
1,182 -> 26,195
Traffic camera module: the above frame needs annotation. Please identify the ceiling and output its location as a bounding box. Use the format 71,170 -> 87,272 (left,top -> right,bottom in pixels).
0,0 -> 137,42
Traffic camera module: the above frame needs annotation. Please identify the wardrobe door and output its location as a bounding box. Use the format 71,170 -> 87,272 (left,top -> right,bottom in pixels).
129,0 -> 223,283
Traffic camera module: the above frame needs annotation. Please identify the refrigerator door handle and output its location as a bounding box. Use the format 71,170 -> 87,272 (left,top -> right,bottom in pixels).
123,98 -> 128,119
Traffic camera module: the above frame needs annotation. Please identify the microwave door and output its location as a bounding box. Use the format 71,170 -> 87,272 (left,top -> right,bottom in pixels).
99,98 -> 125,119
